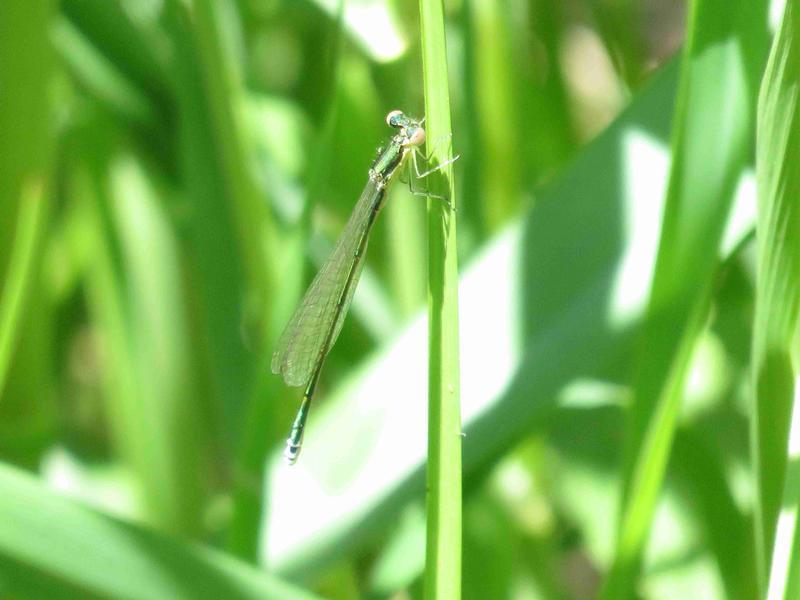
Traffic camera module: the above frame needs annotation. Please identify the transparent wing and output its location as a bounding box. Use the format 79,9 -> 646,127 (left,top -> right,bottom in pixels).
271,181 -> 383,387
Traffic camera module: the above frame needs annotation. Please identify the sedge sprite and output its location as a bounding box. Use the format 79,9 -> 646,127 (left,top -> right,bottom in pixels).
272,109 -> 451,464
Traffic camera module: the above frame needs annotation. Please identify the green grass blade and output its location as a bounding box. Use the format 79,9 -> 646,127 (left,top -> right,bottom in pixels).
602,0 -> 769,596
111,157 -> 210,535
58,0 -> 174,165
0,462 -> 322,600
0,0 -> 56,402
590,0 -> 646,87
755,2 -> 800,596
418,0 -> 462,597
61,0 -> 170,102
673,424 -> 757,599
163,0 -> 269,445
0,184 -> 48,401
523,0 -> 578,177
53,18 -> 158,129
466,0 -> 522,231
75,149 -> 209,536
186,0 -> 277,327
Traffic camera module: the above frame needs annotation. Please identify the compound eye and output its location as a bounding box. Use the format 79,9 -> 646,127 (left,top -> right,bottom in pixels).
407,126 -> 426,147
386,110 -> 405,128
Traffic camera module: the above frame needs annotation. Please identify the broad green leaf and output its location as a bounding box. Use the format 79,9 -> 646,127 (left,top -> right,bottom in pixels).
0,462 -> 321,600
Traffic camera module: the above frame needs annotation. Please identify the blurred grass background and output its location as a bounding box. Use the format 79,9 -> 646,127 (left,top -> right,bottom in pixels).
0,0 -> 797,598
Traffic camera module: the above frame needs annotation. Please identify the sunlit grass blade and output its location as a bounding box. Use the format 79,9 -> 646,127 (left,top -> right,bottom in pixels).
754,2 -> 800,596
419,0 -> 462,597
600,0 -> 770,595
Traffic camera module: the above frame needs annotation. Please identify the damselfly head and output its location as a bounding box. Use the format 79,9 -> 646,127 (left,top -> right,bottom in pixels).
386,110 -> 424,147
405,125 -> 426,147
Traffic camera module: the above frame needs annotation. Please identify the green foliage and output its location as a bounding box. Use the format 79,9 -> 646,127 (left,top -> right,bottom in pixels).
0,0 -> 795,598
603,0 -> 770,596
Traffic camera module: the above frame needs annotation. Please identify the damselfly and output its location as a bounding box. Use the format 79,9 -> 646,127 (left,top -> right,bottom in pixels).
271,110 -> 454,464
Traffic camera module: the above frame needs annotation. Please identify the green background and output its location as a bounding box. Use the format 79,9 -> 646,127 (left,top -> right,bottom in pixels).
1,0 -> 795,598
